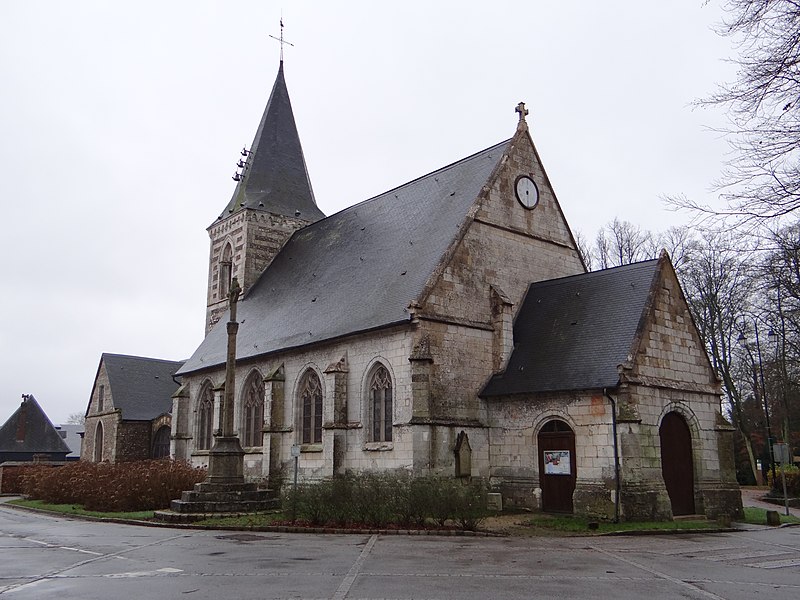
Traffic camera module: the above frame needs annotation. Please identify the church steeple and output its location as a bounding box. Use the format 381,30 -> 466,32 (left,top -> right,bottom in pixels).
221,62 -> 323,222
205,60 -> 324,335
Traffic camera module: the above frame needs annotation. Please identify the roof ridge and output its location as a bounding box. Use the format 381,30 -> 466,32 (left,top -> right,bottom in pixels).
527,258 -> 659,288
102,352 -> 184,365
290,138 -> 512,231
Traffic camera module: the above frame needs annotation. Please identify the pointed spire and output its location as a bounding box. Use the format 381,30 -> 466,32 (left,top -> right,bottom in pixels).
221,62 -> 324,222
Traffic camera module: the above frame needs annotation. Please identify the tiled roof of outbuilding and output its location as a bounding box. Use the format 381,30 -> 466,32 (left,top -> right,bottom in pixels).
0,395 -> 71,455
481,259 -> 661,396
101,354 -> 183,421
179,139 -> 511,375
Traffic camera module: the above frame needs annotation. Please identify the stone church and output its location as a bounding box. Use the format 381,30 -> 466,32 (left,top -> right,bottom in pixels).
86,57 -> 741,520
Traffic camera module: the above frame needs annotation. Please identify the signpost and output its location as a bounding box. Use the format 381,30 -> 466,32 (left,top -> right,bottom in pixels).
773,443 -> 791,517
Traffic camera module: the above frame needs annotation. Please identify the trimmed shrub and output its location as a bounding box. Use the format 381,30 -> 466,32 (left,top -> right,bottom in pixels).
768,464 -> 800,497
20,460 -> 206,512
281,472 -> 489,530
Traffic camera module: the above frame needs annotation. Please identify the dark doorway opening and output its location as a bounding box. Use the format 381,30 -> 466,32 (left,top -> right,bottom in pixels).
659,411 -> 696,516
538,419 -> 576,513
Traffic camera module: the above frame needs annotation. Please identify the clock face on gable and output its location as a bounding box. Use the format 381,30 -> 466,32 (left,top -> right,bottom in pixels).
514,175 -> 539,209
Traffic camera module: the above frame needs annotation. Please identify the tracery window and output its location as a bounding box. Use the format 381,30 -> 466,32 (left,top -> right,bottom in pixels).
197,384 -> 214,450
299,369 -> 323,444
369,365 -> 393,442
242,373 -> 264,447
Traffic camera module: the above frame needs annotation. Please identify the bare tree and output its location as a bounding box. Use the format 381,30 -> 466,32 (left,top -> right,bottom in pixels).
66,412 -> 85,425
681,228 -> 760,480
573,230 -> 595,271
593,218 -> 658,269
655,225 -> 697,276
672,1 -> 800,227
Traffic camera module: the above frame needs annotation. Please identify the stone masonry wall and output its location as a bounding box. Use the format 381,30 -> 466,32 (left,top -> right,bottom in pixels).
487,391 -> 617,517
417,129 -> 585,446
82,362 -> 118,462
205,210 -> 312,334
181,326 -> 418,484
114,421 -> 152,462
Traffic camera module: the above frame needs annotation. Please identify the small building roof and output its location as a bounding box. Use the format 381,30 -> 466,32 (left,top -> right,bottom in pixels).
481,259 -> 661,396
219,61 -> 324,223
100,354 -> 183,421
0,395 -> 71,457
180,139 -> 511,375
55,424 -> 84,458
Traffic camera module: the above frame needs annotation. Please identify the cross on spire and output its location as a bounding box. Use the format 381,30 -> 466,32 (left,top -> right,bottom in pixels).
515,102 -> 529,122
515,101 -> 529,132
269,18 -> 294,61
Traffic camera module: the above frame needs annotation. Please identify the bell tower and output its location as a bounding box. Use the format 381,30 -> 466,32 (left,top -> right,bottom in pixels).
205,60 -> 324,334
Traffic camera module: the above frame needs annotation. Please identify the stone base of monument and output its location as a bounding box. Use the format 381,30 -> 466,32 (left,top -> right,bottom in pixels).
154,482 -> 278,524
154,436 -> 277,523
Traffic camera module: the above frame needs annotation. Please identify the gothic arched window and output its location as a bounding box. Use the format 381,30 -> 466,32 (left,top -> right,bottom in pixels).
94,422 -> 104,462
298,369 -> 322,444
368,365 -> 393,442
152,425 -> 171,459
219,243 -> 233,299
242,373 -> 264,447
197,384 -> 214,450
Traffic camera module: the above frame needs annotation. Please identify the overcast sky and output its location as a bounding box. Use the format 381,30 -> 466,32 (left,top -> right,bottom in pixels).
0,1 -> 738,425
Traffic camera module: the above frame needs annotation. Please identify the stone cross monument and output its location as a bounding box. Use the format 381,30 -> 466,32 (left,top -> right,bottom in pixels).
206,277 -> 245,483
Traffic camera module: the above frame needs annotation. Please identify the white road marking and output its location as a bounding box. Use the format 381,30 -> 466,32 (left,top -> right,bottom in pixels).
332,535 -> 377,600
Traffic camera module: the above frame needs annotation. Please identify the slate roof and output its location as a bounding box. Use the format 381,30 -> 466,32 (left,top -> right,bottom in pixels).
179,139 -> 511,375
100,354 -> 183,421
0,395 -> 71,457
481,259 -> 661,396
219,61 -> 324,222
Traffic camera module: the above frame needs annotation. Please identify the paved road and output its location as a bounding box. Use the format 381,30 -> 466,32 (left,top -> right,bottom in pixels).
1,504 -> 799,600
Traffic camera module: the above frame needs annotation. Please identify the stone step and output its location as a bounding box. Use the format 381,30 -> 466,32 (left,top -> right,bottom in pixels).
180,489 -> 272,503
169,498 -> 278,514
192,482 -> 260,493
153,509 -> 277,524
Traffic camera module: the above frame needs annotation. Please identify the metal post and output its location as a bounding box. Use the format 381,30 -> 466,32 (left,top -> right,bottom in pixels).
753,322 -> 776,482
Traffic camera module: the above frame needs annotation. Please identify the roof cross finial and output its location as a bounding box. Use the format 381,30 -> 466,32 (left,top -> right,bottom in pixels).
269,18 -> 294,62
515,102 -> 529,131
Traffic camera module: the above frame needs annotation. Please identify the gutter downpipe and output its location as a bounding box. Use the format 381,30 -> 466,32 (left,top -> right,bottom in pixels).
604,388 -> 621,523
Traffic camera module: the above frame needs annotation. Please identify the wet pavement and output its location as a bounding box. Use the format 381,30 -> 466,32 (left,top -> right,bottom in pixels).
1,492 -> 799,600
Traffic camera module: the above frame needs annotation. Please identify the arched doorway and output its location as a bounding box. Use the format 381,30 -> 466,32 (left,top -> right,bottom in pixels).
94,422 -> 104,462
659,411 -> 695,515
538,419 -> 576,513
152,425 -> 171,459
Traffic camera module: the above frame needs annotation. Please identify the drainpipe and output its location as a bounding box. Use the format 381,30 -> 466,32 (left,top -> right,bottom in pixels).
603,388 -> 621,524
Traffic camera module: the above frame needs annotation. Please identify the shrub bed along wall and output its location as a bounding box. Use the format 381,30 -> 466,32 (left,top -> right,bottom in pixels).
282,473 -> 490,530
18,460 -> 206,512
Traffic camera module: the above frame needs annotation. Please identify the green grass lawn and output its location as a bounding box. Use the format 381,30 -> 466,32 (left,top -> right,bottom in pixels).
742,506 -> 800,525
516,512 -> 717,534
8,499 -> 154,520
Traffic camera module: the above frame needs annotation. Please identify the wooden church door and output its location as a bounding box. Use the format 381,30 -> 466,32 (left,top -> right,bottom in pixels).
659,412 -> 696,516
538,420 -> 576,513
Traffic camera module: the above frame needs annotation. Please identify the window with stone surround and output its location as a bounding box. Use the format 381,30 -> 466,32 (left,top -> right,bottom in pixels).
368,364 -> 393,442
242,371 -> 264,447
298,369 -> 322,444
98,385 -> 104,412
152,425 -> 170,458
219,242 -> 233,299
197,383 -> 214,450
94,422 -> 103,462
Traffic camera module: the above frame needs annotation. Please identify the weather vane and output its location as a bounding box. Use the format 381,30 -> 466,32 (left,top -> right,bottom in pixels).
269,18 -> 294,61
